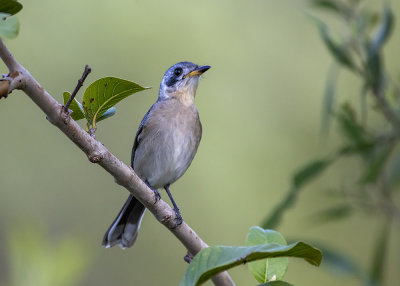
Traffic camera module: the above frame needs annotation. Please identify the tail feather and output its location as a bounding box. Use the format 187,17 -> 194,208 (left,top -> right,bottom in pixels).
102,194 -> 146,249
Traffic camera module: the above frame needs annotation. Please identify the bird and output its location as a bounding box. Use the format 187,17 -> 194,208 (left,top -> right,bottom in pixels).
102,61 -> 211,249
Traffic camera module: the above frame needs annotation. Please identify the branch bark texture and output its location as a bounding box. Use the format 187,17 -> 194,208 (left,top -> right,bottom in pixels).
0,39 -> 234,286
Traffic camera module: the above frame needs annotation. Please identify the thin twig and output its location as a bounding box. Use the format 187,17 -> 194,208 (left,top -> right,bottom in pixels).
64,65 -> 91,112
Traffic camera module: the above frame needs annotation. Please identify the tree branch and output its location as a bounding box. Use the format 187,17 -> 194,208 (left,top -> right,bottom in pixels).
0,38 -> 235,286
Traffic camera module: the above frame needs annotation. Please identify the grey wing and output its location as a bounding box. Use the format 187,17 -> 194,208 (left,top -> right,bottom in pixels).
131,102 -> 158,168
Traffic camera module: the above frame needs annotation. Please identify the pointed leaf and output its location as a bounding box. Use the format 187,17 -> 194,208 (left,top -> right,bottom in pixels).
370,221 -> 390,285
262,187 -> 298,229
180,242 -> 322,286
82,77 -> 149,126
0,0 -> 23,15
387,150 -> 400,189
359,144 -> 392,184
365,5 -> 393,91
63,92 -> 85,121
313,19 -> 355,70
292,159 -> 332,188
310,204 -> 353,224
262,158 -> 333,229
310,0 -> 343,15
320,64 -> 339,136
0,13 -> 19,39
246,227 -> 288,283
336,103 -> 371,147
369,5 -> 394,58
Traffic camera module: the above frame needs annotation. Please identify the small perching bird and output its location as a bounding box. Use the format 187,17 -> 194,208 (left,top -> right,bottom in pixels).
102,61 -> 211,249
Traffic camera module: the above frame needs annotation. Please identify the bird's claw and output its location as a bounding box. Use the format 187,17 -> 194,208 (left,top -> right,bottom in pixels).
153,189 -> 161,204
174,209 -> 183,227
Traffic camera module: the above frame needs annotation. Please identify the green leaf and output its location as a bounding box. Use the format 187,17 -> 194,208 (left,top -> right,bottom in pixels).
63,92 -> 85,121
365,5 -> 393,91
311,17 -> 355,71
82,77 -> 149,127
246,227 -> 288,283
0,13 -> 19,39
0,0 -> 23,15
309,204 -> 353,224
387,150 -> 400,188
370,220 -> 391,285
320,64 -> 339,136
258,281 -> 294,286
359,144 -> 393,184
310,0 -> 343,15
261,187 -> 298,229
292,159 -> 332,188
262,158 -> 333,229
180,242 -> 322,286
336,103 -> 371,147
369,5 -> 394,59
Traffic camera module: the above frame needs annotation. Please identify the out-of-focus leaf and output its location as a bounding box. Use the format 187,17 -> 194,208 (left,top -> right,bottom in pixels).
359,144 -> 393,183
180,242 -> 322,286
63,92 -> 85,121
258,281 -> 294,286
359,83 -> 369,125
337,103 -> 372,148
0,0 -> 22,15
365,50 -> 382,91
320,64 -> 339,136
370,220 -> 390,285
361,10 -> 381,31
262,158 -> 333,229
293,159 -> 332,188
310,204 -> 353,224
387,149 -> 400,188
310,17 -> 356,71
365,5 -> 393,91
246,227 -> 288,283
82,77 -> 149,127
310,0 -> 343,15
0,13 -> 19,39
369,5 -> 394,59
262,187 -> 298,229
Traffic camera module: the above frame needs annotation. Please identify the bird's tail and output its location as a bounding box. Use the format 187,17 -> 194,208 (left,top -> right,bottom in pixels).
102,194 -> 146,249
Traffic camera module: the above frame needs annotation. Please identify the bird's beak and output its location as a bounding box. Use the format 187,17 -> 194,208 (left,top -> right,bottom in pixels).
183,65 -> 211,79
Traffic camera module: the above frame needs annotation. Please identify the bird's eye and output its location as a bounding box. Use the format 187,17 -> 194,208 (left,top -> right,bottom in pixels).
174,68 -> 183,77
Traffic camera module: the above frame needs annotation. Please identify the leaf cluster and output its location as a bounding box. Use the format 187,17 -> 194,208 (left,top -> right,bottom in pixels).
63,77 -> 149,134
262,1 -> 400,286
180,227 -> 322,286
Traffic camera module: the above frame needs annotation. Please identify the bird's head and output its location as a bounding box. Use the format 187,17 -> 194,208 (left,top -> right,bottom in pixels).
159,61 -> 211,105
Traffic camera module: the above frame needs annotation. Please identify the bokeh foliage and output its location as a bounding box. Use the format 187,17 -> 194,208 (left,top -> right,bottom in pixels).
263,1 -> 400,285
1,0 -> 400,286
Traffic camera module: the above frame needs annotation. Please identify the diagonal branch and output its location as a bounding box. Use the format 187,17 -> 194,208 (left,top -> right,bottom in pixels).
0,38 -> 235,286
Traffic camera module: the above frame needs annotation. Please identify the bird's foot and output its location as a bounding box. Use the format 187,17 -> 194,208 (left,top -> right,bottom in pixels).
173,207 -> 183,227
153,189 -> 161,204
145,181 -> 161,204
184,252 -> 194,264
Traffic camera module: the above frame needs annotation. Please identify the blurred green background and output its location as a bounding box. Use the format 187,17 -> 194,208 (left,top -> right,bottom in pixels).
1,0 -> 399,285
